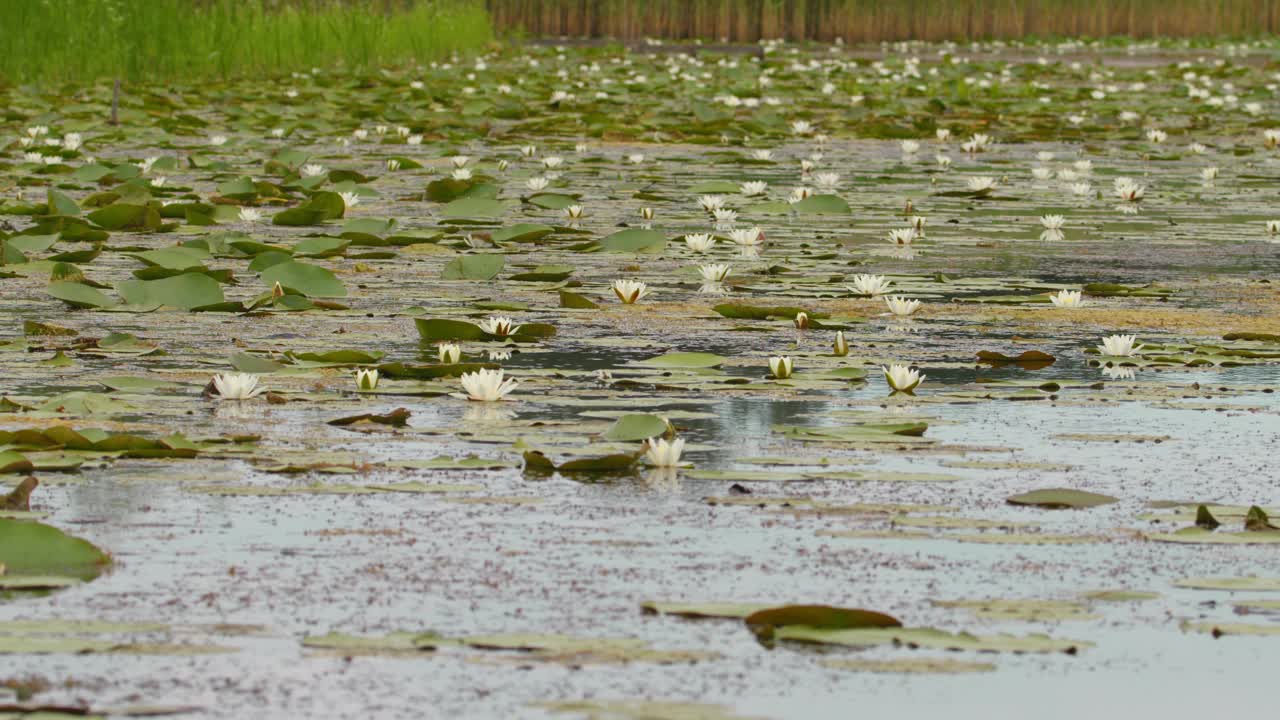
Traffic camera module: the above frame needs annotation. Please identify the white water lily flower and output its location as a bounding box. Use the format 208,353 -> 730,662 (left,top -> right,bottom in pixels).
451,168 -> 472,181
300,164 -> 325,178
137,156 -> 159,174
211,373 -> 265,400
25,125 -> 48,138
888,228 -> 916,245
479,316 -> 520,337
883,364 -> 924,394
799,159 -> 815,174
935,154 -> 952,169
458,368 -> 518,402
209,134 -> 228,146
1032,167 -> 1054,181
909,216 -> 927,236
1146,128 -> 1168,143
1036,151 -> 1055,163
900,139 -> 920,154
698,195 -> 726,212
1188,142 -> 1207,155
644,437 -> 685,467
23,152 -> 43,163
450,155 -> 470,168
339,191 -> 360,208
1073,160 -> 1093,174
848,274 -> 892,296
729,227 -> 764,248
1097,334 -> 1143,357
438,342 -> 462,364
1058,169 -> 1079,182
352,129 -> 369,140
790,120 -> 814,136
526,177 -> 550,192
768,356 -> 794,379
354,368 -> 379,391
406,135 -> 423,145
1267,220 -> 1280,235
612,279 -> 650,304
520,144 -> 537,158
1114,181 -> 1144,202
787,186 -> 813,204
699,263 -> 731,282
1069,182 -> 1093,197
575,142 -> 588,154
833,331 -> 849,356
960,140 -> 979,153
884,296 -> 921,316
61,133 -> 82,151
966,176 -> 998,195
1200,167 -> 1219,181
936,128 -> 951,142
542,156 -> 563,169
489,350 -> 512,361
1050,289 -> 1085,308
813,172 -> 840,190
564,205 -> 586,219
396,126 -> 411,138
712,208 -> 738,223
639,207 -> 654,220
740,181 -> 768,196
386,159 -> 401,171
685,233 -> 716,252
238,207 -> 262,223
750,149 -> 773,161
1040,215 -> 1065,230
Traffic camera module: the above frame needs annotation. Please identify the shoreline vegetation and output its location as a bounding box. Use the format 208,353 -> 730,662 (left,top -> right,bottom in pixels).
0,0 -> 493,84
485,0 -> 1280,42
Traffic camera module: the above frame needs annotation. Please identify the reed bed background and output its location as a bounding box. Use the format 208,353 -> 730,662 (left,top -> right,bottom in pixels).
486,0 -> 1280,41
0,0 -> 492,85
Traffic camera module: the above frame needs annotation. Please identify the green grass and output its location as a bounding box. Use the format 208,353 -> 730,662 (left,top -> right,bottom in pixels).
0,0 -> 493,85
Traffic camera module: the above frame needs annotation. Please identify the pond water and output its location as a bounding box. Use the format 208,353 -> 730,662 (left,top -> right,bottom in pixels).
2,39 -> 1280,719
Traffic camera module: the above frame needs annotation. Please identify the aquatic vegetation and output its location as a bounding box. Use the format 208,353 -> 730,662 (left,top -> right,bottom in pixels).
1,33 -> 1280,718
210,373 -> 265,400
643,437 -> 685,468
1097,334 -> 1144,357
457,368 -> 518,402
883,364 -> 925,394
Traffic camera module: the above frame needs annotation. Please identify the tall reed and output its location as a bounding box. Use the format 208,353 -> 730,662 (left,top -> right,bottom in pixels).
485,0 -> 1280,41
0,0 -> 493,85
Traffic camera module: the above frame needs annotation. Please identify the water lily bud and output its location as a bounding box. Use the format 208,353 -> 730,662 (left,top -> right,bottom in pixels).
793,312 -> 809,330
833,331 -> 849,357
438,342 -> 462,364
768,356 -> 793,379
271,281 -> 285,299
354,368 -> 379,391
